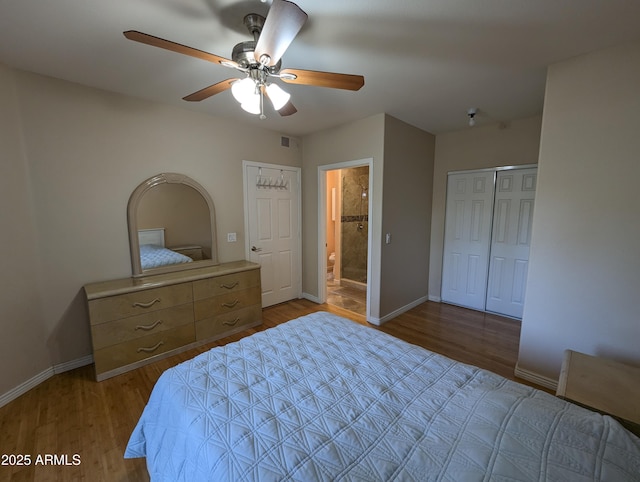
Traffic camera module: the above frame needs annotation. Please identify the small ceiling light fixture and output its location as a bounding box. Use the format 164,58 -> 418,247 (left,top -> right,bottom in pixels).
467,107 -> 477,127
230,71 -> 291,120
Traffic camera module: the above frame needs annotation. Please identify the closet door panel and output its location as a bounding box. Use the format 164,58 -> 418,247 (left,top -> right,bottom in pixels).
485,168 -> 537,318
441,171 -> 495,310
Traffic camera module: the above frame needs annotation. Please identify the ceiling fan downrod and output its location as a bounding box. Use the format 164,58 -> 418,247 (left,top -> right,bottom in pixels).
243,13 -> 265,41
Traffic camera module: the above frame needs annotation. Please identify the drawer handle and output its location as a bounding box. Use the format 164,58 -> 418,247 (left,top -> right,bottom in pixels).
221,299 -> 240,308
223,317 -> 241,326
137,341 -> 164,353
135,319 -> 163,331
220,281 -> 240,290
132,298 -> 161,309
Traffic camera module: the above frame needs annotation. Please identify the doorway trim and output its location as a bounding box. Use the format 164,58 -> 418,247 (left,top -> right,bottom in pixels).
318,158 -> 373,321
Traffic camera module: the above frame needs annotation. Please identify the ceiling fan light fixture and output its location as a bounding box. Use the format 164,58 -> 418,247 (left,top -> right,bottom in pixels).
266,83 -> 291,110
241,96 -> 261,115
123,0 -> 364,118
231,77 -> 257,104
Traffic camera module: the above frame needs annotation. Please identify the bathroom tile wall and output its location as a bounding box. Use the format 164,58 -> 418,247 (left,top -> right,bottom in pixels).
341,166 -> 369,283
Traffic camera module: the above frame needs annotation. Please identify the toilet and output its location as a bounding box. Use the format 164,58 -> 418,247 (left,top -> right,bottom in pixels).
327,252 -> 336,279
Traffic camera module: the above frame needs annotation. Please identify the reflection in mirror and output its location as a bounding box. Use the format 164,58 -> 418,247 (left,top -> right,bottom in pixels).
128,173 -> 218,277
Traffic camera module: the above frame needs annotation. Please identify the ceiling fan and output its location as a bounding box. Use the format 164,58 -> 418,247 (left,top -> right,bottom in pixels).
123,0 -> 365,119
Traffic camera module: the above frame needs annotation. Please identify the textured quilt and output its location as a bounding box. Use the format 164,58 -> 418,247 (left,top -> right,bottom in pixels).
139,244 -> 193,270
125,312 -> 640,481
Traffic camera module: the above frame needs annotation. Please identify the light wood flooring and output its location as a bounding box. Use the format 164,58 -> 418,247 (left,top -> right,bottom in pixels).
0,299 -> 538,482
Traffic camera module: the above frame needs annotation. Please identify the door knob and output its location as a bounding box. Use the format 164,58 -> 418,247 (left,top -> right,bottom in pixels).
251,246 -> 262,252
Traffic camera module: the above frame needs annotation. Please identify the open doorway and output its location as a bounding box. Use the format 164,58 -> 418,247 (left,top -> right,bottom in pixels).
323,165 -> 369,316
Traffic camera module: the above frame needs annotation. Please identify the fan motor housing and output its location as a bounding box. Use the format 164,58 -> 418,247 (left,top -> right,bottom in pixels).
232,40 -> 281,73
232,41 -> 257,67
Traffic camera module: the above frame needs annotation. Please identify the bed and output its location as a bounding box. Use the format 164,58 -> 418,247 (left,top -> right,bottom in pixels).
125,312 -> 640,481
139,243 -> 193,270
137,228 -> 194,270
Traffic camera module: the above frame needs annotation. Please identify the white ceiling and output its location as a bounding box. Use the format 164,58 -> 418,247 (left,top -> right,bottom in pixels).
1,0 -> 639,136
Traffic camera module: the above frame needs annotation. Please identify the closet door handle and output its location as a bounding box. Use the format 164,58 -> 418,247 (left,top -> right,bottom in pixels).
132,298 -> 161,309
135,319 -> 163,331
220,281 -> 240,290
251,246 -> 262,252
136,341 -> 164,353
221,300 -> 240,308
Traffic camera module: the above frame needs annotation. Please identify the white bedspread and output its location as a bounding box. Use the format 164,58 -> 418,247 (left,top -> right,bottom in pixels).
125,312 -> 640,481
139,243 -> 193,270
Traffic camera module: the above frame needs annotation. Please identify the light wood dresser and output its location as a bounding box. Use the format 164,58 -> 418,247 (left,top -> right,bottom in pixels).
84,260 -> 262,381
557,349 -> 640,436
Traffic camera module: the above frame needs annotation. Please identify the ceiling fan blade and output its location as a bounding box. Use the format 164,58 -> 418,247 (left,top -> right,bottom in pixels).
183,79 -> 238,102
280,68 -> 365,91
254,0 -> 307,67
123,30 -> 238,68
277,101 -> 297,117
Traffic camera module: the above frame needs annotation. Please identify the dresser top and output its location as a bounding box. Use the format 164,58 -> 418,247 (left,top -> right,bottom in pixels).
557,349 -> 640,427
84,260 -> 260,300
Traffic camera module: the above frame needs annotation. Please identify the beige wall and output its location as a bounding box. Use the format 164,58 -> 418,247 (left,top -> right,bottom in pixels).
380,116 -> 435,316
0,64 -> 51,396
302,114 -> 385,318
1,66 -> 301,398
428,116 -> 542,301
301,114 -> 435,323
518,40 -> 640,381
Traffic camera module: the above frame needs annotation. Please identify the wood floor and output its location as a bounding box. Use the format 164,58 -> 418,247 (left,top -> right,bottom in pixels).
0,299 -> 538,482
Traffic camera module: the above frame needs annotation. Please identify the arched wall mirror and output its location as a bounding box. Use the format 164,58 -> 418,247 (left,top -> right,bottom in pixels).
128,173 -> 219,277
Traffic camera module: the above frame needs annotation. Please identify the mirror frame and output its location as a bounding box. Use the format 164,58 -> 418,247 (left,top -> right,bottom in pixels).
127,172 -> 219,277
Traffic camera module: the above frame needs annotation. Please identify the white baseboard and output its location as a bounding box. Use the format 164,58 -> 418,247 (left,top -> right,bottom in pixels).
428,295 -> 441,302
368,296 -> 429,326
0,355 -> 94,409
53,354 -> 93,374
0,368 -> 54,409
302,292 -> 321,304
304,291 -> 429,326
514,363 -> 558,391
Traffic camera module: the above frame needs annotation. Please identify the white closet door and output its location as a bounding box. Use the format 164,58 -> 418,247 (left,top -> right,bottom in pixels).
441,171 -> 495,310
485,168 -> 536,318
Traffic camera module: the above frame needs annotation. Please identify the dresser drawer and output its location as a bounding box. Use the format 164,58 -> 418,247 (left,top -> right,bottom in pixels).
88,283 -> 193,325
194,285 -> 262,321
93,323 -> 195,374
84,261 -> 262,380
195,305 -> 262,340
192,269 -> 260,300
90,303 -> 194,350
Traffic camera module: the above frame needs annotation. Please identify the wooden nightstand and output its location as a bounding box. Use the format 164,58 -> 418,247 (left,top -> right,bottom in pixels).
556,349 -> 640,436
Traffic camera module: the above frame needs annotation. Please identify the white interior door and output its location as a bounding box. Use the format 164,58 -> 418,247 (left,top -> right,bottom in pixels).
441,171 -> 495,310
485,168 -> 537,318
244,163 -> 301,307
